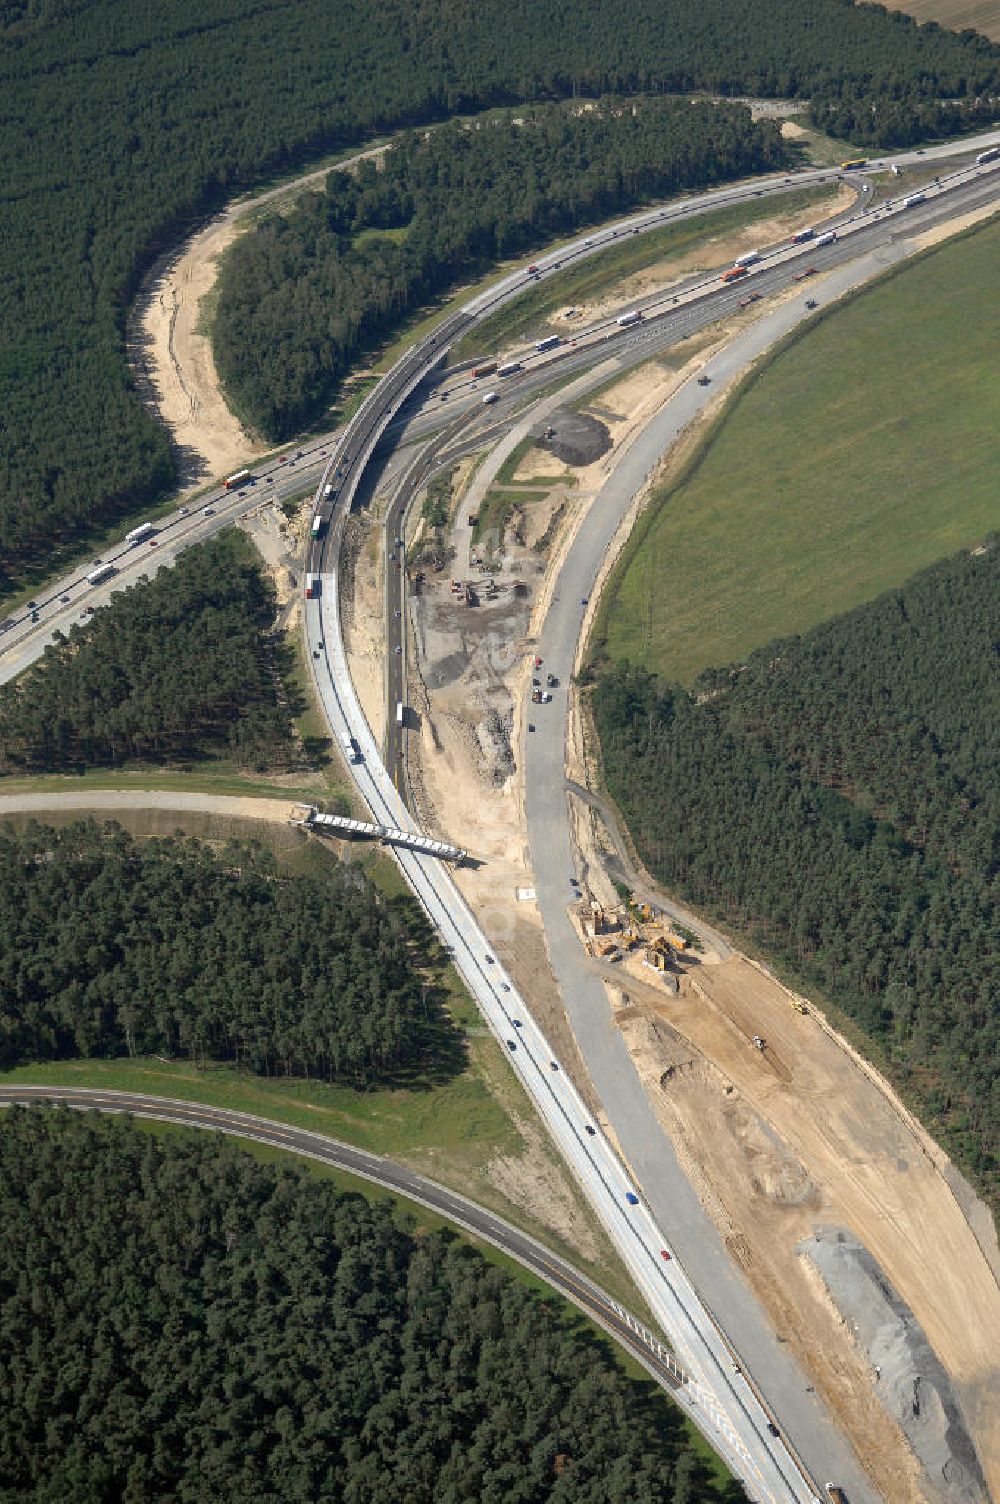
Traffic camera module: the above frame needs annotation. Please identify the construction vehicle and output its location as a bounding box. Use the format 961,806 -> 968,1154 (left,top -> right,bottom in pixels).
790,998 -> 809,1015
825,1487 -> 849,1504
664,930 -> 689,952
752,1035 -> 765,1051
840,157 -> 868,170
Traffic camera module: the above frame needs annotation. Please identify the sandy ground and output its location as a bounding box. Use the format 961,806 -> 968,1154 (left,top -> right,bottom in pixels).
613,951 -> 1000,1501
398,338 -> 1000,1500
911,198 -> 1000,252
341,508 -> 388,751
128,146 -> 386,490
399,349 -> 751,1119
546,185 -> 855,332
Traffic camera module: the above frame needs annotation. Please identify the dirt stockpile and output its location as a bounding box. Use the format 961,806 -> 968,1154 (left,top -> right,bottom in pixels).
613,956 -> 1000,1503
804,1229 -> 988,1504
531,408 -> 611,468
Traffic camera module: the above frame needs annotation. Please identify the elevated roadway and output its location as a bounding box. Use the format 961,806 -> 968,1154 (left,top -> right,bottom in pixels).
3,131 -> 1000,1501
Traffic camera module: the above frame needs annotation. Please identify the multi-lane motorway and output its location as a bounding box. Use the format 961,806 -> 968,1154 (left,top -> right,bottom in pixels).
0,1088 -> 700,1403
3,132 -> 1000,1501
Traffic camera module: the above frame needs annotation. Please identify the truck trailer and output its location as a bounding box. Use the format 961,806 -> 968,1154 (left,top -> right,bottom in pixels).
124,522 -> 156,546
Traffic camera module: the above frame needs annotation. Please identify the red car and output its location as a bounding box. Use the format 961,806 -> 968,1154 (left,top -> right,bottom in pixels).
660,1250 -> 672,1261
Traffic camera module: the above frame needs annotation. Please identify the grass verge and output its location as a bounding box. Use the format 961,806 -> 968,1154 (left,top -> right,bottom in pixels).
456,184 -> 843,361
597,210 -> 1000,684
0,827 -> 650,1320
128,1118 -> 727,1470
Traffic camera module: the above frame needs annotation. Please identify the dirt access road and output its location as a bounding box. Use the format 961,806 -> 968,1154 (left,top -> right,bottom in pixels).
128,145 -> 386,491
399,317 -> 1000,1502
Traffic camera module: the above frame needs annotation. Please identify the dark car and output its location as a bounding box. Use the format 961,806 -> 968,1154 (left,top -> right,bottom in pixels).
507,1040 -> 517,1051
584,1125 -> 596,1136
767,1423 -> 780,1438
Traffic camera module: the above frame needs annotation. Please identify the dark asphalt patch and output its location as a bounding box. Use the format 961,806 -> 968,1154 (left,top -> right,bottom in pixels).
530,407 -> 611,467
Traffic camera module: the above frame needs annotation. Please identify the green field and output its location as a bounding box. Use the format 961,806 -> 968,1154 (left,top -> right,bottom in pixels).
598,213 -> 1000,683
456,184 -> 842,361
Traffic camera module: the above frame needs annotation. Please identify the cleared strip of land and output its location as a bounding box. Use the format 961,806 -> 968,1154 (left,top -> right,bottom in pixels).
599,213 -> 1000,683
873,0 -> 1000,40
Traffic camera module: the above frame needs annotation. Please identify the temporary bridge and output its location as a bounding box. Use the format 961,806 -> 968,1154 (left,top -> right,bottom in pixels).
296,807 -> 467,864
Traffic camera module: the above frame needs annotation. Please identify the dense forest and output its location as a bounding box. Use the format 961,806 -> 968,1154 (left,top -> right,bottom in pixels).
0,534 -> 305,774
0,821 -> 453,1085
593,541 -> 1000,1208
0,1111 -> 737,1503
214,99 -> 786,440
3,0 -> 999,589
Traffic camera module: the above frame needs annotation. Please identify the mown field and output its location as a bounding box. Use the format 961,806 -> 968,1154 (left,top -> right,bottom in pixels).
598,213 -> 1000,684
878,0 -> 1000,40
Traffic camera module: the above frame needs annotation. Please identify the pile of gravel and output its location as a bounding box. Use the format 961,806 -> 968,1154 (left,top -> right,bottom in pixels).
800,1228 -> 988,1504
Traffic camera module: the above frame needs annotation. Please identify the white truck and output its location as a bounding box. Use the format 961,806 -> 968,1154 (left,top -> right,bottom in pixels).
339,730 -> 361,764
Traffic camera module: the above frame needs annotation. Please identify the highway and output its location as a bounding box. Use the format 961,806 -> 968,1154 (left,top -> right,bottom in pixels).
298,154 -> 1000,1503
4,130 -> 997,690
3,131 -> 1000,1500
0,1087 -> 746,1447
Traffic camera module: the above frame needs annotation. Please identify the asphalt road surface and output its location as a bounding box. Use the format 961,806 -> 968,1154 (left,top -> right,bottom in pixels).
0,1090 -> 718,1424
4,133 -> 999,1503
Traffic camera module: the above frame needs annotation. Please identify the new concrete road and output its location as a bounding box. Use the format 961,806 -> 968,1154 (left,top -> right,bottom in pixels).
4,130 -> 997,688
4,132 -> 1000,1502
0,1087 -> 732,1442
519,246 -> 924,1504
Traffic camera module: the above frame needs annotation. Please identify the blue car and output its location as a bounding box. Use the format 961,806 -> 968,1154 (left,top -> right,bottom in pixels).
625,1192 -> 639,1206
